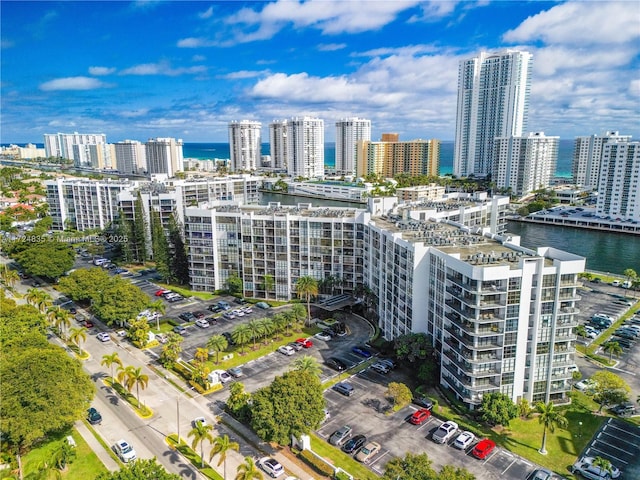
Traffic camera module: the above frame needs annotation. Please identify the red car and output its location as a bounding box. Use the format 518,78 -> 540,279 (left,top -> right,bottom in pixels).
84,320 -> 94,328
296,338 -> 313,348
472,439 -> 496,459
409,409 -> 431,425
155,289 -> 170,296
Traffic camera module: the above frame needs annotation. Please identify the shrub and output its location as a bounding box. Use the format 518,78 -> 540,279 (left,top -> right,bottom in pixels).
299,449 -> 334,476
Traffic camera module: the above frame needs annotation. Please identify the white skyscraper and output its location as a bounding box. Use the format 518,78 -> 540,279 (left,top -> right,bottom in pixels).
286,117 -> 324,178
269,120 -> 288,170
335,118 -> 371,176
114,140 -> 147,174
228,120 -> 262,172
44,132 -> 109,167
572,131 -> 632,189
454,50 -> 533,178
494,132 -> 558,197
597,140 -> 640,221
145,137 -> 183,177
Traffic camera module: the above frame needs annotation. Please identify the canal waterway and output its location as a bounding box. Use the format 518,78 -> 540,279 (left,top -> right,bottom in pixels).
262,192 -> 639,275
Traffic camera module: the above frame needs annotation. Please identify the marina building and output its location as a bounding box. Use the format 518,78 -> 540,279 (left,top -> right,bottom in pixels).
572,131 -> 632,189
597,140 -> 640,222
286,117 -> 325,179
356,137 -> 440,178
454,50 -> 532,178
335,118 -> 371,176
493,132 -> 559,197
228,120 -> 262,172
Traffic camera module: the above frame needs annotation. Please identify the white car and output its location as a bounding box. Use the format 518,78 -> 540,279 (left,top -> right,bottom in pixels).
260,457 -> 284,477
96,332 -> 111,342
112,439 -> 137,463
314,331 -> 332,341
278,345 -> 296,356
191,417 -> 207,427
572,456 -> 621,479
453,431 -> 475,449
195,318 -> 210,328
232,309 -> 245,317
212,369 -> 232,383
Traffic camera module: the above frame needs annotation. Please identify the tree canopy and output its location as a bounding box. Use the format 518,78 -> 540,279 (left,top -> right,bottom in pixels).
480,392 -> 518,426
95,458 -> 180,480
0,293 -> 48,349
394,333 -> 434,363
9,240 -> 75,279
250,370 -> 325,445
383,452 -> 475,480
591,370 -> 631,412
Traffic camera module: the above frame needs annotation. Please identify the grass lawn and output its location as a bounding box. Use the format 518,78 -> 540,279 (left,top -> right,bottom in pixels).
156,283 -> 216,301
166,434 -> 223,480
21,428 -> 107,479
309,434 -> 378,480
493,392 -> 605,478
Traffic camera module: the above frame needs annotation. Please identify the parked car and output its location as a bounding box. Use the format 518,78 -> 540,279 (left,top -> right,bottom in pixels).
227,367 -> 243,378
84,320 -> 94,328
530,468 -> 553,480
325,357 -> 347,372
329,425 -> 352,446
370,362 -> 390,374
156,333 -> 168,344
112,439 -> 137,463
195,318 -> 210,328
260,457 -> 284,478
412,396 -> 434,410
295,338 -> 313,348
191,417 -> 207,427
96,332 -> 111,342
314,331 -> 332,341
332,382 -> 355,397
572,456 -> 621,479
179,312 -> 196,322
432,421 -> 458,444
453,431 -> 475,450
193,311 -> 207,319
342,434 -> 367,454
212,369 -> 232,383
288,341 -> 304,351
222,312 -> 236,320
208,304 -> 224,313
255,301 -> 270,309
472,438 -> 496,459
611,402 -> 636,417
409,409 -> 431,425
278,345 -> 296,356
173,325 -> 187,335
351,346 -> 372,358
87,407 -> 102,425
355,441 -> 381,463
222,331 -> 236,346
376,358 -> 397,369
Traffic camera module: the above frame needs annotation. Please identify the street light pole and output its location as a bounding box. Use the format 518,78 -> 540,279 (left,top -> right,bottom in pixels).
177,396 -> 180,445
578,421 -> 582,438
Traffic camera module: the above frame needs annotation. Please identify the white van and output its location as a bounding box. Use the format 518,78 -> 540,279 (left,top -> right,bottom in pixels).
621,280 -> 632,289
93,257 -> 108,266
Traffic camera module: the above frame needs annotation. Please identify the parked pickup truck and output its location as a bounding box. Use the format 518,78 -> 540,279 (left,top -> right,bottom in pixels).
432,421 -> 459,444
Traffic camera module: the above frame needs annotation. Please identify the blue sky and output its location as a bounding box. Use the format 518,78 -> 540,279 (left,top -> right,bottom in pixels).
1,1 -> 639,144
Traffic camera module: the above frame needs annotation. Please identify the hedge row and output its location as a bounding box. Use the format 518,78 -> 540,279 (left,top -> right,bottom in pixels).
298,449 -> 334,477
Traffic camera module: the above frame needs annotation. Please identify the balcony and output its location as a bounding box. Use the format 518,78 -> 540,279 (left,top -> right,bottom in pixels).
480,282 -> 507,293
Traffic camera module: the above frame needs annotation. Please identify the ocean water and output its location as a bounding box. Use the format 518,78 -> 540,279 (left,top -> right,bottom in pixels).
183,140 -> 574,177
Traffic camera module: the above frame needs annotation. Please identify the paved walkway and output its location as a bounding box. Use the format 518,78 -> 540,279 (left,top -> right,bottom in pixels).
74,421 -> 120,472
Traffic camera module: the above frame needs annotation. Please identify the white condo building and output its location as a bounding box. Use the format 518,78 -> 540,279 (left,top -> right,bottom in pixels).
114,140 -> 147,174
229,120 -> 262,172
269,120 -> 288,170
572,131 -> 632,189
286,117 -> 324,178
596,140 -> 640,222
44,132 -> 110,168
335,118 -> 371,176
454,50 -> 532,178
494,132 -> 559,197
145,138 -> 183,177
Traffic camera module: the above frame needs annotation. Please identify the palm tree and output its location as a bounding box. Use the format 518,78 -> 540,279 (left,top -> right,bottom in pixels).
68,326 -> 87,355
207,335 -> 228,364
188,421 -> 214,468
101,352 -> 122,383
535,401 -> 568,454
231,324 -> 252,354
290,304 -> 306,329
256,318 -> 274,344
271,314 -> 288,338
194,347 -> 209,364
2,266 -> 19,288
291,355 -> 322,377
25,288 -> 41,307
125,366 -> 149,408
34,290 -> 53,313
235,456 -> 262,480
148,299 -> 166,331
47,306 -> 71,339
296,276 -> 318,327
603,341 -> 623,362
246,319 -> 264,349
592,456 -> 614,477
209,434 -> 240,480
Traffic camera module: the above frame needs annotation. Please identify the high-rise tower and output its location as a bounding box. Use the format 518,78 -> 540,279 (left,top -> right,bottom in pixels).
454,50 -> 532,178
269,120 -> 288,170
229,120 -> 262,172
286,117 -> 324,178
335,118 -> 371,176
145,137 -> 183,177
572,131 -> 632,189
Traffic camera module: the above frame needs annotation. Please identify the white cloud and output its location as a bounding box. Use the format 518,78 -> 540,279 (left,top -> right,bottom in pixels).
218,70 -> 265,80
198,6 -> 214,19
89,66 -> 116,76
177,37 -> 217,48
118,109 -> 149,118
192,54 -> 206,62
408,0 -> 461,22
317,43 -> 346,52
1,39 -> 14,49
39,76 -> 109,91
120,62 -> 207,76
504,2 -> 640,46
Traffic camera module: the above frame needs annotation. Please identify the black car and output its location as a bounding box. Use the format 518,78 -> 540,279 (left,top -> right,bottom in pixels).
222,331 -> 236,346
179,312 -> 196,322
413,396 -> 434,410
193,311 -> 207,319
87,407 -> 102,425
207,304 -> 224,313
326,357 -> 347,372
342,434 -> 367,454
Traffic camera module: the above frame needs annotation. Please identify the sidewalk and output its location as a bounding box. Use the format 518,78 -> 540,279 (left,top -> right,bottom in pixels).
74,421 -> 120,472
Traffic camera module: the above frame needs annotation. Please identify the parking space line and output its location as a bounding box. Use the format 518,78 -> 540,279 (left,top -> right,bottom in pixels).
605,423 -> 640,440
369,450 -> 390,469
501,458 -> 517,474
590,439 -> 632,461
586,446 -> 629,465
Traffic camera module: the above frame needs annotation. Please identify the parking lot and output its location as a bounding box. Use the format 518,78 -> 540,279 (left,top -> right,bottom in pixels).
576,418 -> 640,479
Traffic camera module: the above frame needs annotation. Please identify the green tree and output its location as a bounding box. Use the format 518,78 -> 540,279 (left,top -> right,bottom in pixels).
246,319 -> 264,349
95,458 -> 180,480
623,268 -> 637,285
57,268 -> 112,303
394,332 -> 434,363
118,365 -> 149,407
291,355 -> 322,377
591,370 -> 631,413
226,382 -> 252,423
290,304 -> 306,329
385,382 -> 413,410
383,452 -> 436,480
603,341 -> 624,362
256,317 -> 274,344
1,265 -> 20,288
148,299 -> 166,331
131,191 -> 148,263
592,457 -> 614,477
47,306 -> 71,340
209,434 -> 240,480
535,401 -> 568,454
150,210 -> 171,281
480,392 -> 518,426
168,213 -> 190,285
128,317 -> 151,348
234,456 -> 261,480
250,370 -> 325,445
0,295 -> 48,349
188,421 -> 214,468
159,333 -> 183,368
271,313 -> 288,338
207,334 -> 228,364
51,440 -> 76,470
437,465 -> 475,480
261,274 -> 275,298
232,324 -> 252,354
517,398 -> 532,419
0,344 -> 94,451
226,273 -> 243,295
295,276 -> 318,327
90,276 -> 150,326
101,352 -> 123,383
68,326 -> 87,355
13,241 -> 75,279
